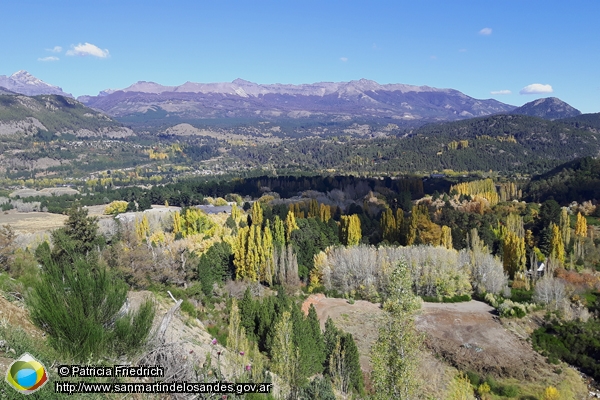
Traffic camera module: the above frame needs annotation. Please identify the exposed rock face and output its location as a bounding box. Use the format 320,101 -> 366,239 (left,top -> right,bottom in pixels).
79,79 -> 516,124
510,97 -> 581,120
0,71 -> 73,97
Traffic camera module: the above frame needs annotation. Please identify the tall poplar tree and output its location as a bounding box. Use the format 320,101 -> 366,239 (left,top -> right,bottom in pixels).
441,225 -> 453,249
285,211 -> 299,242
371,261 -> 422,399
340,215 -> 361,246
559,207 -> 571,249
503,231 -> 526,278
575,212 -> 587,238
549,223 -> 565,266
251,201 -> 263,228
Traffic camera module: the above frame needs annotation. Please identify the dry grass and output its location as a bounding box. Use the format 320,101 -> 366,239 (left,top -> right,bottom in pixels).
0,210 -> 67,234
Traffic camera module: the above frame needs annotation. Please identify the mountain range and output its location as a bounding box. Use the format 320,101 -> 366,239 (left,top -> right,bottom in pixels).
0,71 -> 589,135
77,78 -> 517,124
0,70 -> 73,97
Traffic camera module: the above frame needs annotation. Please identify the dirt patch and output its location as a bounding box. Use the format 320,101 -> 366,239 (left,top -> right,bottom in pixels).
415,301 -> 552,380
302,294 -> 383,373
302,296 -> 574,393
0,295 -> 43,338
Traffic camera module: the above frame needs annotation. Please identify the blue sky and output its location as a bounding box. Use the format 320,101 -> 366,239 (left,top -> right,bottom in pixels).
3,1 -> 600,112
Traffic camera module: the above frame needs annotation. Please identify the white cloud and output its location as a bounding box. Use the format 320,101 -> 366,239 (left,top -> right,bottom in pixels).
38,56 -> 59,62
519,83 -> 553,95
66,43 -> 109,58
491,90 -> 511,95
479,27 -> 492,35
340,57 -> 348,62
46,46 -> 62,53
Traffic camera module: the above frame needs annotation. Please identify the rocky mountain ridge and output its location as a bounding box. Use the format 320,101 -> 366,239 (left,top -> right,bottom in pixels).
78,78 -> 516,124
0,70 -> 73,97
509,97 -> 581,120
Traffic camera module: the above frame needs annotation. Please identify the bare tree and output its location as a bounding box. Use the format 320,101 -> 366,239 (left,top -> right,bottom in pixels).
533,276 -> 566,310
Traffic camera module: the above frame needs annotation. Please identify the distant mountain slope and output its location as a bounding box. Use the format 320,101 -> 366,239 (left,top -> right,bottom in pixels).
0,71 -> 73,97
0,94 -> 133,137
0,87 -> 17,95
79,78 -> 516,125
558,112 -> 600,132
509,97 -> 581,120
232,114 -> 600,175
524,156 -> 600,203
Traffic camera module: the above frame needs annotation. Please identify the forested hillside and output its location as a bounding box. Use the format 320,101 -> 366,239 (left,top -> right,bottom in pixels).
231,115 -> 600,175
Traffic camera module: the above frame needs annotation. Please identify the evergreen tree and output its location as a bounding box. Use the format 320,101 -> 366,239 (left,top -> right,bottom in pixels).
239,288 -> 257,339
306,305 -> 326,374
28,247 -> 154,361
197,241 -> 232,295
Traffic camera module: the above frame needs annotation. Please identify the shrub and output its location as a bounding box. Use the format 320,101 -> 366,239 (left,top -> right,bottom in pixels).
27,251 -> 154,361
499,384 -> 519,397
465,370 -> 481,386
104,200 -> 128,215
111,298 -> 156,355
180,299 -> 198,318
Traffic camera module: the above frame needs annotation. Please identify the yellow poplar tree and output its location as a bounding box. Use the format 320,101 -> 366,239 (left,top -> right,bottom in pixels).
308,251 -> 327,293
380,208 -> 397,243
273,215 -> 286,247
340,215 -> 362,246
231,203 -> 241,222
135,215 -> 150,241
260,223 -> 274,285
251,202 -> 263,227
172,211 -> 183,235
575,212 -> 587,238
319,203 -> 332,222
441,226 -> 453,249
549,223 -> 565,266
285,211 -> 299,242
234,226 -> 250,280
503,231 -> 526,278
308,199 -> 319,218
559,207 -> 571,248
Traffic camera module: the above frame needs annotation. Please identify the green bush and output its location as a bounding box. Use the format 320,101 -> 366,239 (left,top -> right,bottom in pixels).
180,299 -> 198,318
27,251 -> 154,361
499,384 -> 519,397
111,298 -> 156,355
465,370 -> 481,386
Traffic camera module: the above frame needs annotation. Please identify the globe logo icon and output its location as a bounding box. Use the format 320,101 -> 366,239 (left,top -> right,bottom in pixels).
5,353 -> 48,395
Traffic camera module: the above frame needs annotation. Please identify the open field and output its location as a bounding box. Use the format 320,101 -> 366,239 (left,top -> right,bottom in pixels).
0,210 -> 67,234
